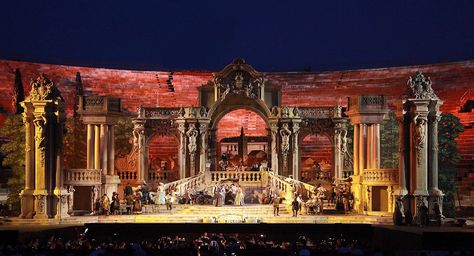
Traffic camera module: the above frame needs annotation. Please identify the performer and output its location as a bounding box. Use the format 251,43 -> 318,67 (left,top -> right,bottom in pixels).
292,197 -> 299,217
234,186 -> 244,206
110,192 -> 120,215
158,182 -> 166,205
101,194 -> 110,216
271,195 -> 281,216
296,194 -> 303,215
165,193 -> 173,211
124,183 -> 133,197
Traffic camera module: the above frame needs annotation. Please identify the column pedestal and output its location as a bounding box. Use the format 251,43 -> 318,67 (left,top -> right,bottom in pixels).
103,175 -> 121,199
53,188 -> 70,219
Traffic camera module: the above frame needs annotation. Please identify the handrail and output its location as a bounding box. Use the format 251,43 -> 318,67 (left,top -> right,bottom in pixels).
362,168 -> 398,185
163,172 -> 206,196
64,168 -> 102,186
267,171 -> 317,204
210,171 -> 262,183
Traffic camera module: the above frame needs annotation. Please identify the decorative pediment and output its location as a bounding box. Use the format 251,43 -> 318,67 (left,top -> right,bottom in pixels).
213,58 -> 265,100
406,71 -> 438,99
29,74 -> 63,101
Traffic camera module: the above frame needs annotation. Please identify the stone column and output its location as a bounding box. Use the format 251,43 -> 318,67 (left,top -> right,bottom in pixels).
333,129 -> 341,179
280,122 -> 291,176
359,124 -> 366,172
100,124 -> 109,176
94,125 -> 100,170
108,126 -> 115,175
187,123 -> 198,176
177,121 -> 187,178
33,110 -> 49,219
374,124 -> 381,169
86,124 -> 94,169
291,122 -> 300,180
353,124 -> 360,176
366,124 -> 373,169
428,99 -> 444,215
395,113 -> 409,197
410,100 -> 430,216
199,122 -> 209,174
133,120 -> 147,185
352,123 -> 363,213
20,104 -> 35,218
53,111 -> 69,219
270,121 -> 279,175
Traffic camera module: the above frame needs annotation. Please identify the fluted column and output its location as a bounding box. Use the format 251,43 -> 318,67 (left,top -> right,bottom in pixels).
374,124 -> 380,169
100,124 -> 109,176
359,124 -> 366,173
20,103 -> 35,218
86,124 -> 94,169
366,124 -> 373,169
54,111 -> 68,219
353,124 -> 360,176
94,125 -> 100,170
108,126 -> 115,175
33,110 -> 48,219
395,113 -> 408,197
428,99 -> 444,215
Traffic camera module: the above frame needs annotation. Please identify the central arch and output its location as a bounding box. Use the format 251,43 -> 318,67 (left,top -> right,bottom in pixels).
207,94 -> 272,172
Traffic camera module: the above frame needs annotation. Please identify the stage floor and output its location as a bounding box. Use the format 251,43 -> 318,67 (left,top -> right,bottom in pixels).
1,204 -> 393,226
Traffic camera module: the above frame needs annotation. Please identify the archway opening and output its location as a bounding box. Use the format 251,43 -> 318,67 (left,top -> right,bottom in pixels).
148,135 -> 179,184
215,109 -> 268,171
300,134 -> 332,182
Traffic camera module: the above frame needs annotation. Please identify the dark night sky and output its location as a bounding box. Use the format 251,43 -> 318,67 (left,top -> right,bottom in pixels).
1,0 -> 474,72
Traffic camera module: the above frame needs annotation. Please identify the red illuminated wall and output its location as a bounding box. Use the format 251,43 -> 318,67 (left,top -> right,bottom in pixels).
148,135 -> 179,180
1,59 -> 474,198
216,109 -> 267,142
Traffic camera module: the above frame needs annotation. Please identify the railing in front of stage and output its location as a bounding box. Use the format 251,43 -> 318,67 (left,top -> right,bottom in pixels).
362,168 -> 398,185
64,169 -> 102,186
210,171 -> 262,184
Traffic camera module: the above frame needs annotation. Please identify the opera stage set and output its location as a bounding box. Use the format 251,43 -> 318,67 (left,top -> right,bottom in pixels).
0,58 -> 474,229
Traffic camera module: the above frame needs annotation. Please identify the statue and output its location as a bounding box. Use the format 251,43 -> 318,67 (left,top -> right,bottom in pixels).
187,125 -> 198,153
200,106 -> 207,117
281,106 -> 289,118
178,107 -> 185,117
280,123 -> 291,154
413,114 -> 426,165
67,185 -> 75,214
407,71 -> 438,99
29,74 -> 63,101
271,106 -> 279,117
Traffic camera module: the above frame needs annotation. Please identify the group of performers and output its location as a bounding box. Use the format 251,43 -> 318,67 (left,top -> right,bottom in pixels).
212,183 -> 245,206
